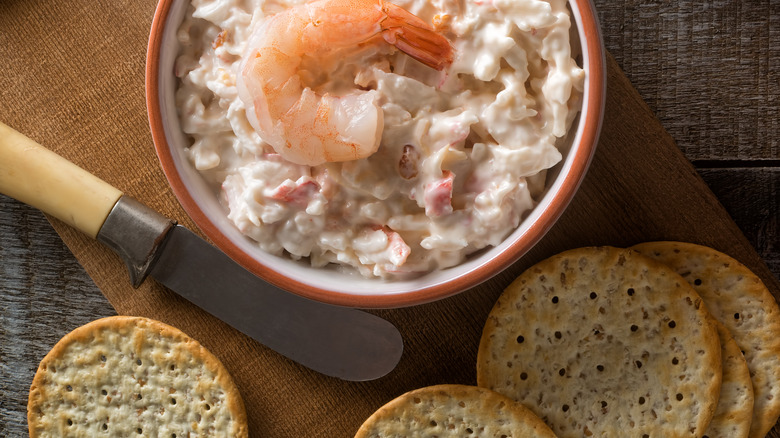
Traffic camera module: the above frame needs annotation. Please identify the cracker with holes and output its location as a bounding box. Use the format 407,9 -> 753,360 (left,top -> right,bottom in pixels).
477,246 -> 722,438
27,316 -> 248,437
354,384 -> 558,437
702,320 -> 754,438
631,241 -> 780,438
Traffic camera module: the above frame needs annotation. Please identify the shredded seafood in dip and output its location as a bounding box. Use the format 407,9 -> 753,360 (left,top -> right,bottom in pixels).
175,0 -> 585,278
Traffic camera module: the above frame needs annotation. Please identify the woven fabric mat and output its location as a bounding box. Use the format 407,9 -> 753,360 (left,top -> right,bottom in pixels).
2,0 -> 779,436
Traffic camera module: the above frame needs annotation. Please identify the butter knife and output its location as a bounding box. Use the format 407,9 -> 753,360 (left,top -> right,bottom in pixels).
0,122 -> 403,381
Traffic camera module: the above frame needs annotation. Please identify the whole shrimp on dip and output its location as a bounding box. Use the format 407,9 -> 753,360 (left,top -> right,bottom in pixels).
175,0 -> 585,278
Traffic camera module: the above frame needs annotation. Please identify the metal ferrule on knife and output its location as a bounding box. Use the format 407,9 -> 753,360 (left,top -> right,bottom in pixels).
97,196 -> 176,288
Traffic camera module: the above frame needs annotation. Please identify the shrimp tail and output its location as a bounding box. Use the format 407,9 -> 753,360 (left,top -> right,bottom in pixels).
379,2 -> 453,71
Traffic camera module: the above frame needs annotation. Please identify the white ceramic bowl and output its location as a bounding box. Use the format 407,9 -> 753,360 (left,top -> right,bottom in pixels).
146,0 -> 606,308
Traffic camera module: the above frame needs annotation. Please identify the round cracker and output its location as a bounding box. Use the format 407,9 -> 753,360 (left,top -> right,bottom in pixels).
28,316 -> 248,437
630,241 -> 780,438
477,246 -> 722,438
354,384 -> 557,437
703,320 -> 754,438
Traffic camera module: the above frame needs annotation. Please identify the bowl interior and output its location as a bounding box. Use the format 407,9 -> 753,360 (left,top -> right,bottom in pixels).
147,0 -> 605,308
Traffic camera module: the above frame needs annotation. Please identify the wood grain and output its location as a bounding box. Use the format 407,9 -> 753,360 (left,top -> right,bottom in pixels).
0,0 -> 778,437
698,168 -> 780,276
597,0 -> 780,162
0,196 -> 116,437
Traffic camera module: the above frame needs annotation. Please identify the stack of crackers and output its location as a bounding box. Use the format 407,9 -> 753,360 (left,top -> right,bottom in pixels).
357,243 -> 780,438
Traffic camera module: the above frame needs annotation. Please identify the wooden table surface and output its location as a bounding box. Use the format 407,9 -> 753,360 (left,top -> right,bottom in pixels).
1,1 -> 778,436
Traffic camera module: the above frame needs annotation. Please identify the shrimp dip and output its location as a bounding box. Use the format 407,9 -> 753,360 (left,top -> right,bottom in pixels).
174,0 -> 585,278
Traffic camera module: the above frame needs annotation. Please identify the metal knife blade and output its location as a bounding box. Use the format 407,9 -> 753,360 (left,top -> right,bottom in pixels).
0,122 -> 403,381
153,226 -> 403,381
97,196 -> 403,381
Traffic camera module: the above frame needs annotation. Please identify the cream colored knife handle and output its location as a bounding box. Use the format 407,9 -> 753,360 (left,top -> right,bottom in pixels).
0,122 -> 123,239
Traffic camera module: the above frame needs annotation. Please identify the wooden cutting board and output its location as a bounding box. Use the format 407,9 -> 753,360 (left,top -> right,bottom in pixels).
2,1 -> 779,436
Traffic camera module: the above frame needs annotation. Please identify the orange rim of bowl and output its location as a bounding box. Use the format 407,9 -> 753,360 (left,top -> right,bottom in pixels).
146,0 -> 606,308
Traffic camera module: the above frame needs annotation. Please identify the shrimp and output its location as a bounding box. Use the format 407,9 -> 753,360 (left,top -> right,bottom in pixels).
237,0 -> 454,166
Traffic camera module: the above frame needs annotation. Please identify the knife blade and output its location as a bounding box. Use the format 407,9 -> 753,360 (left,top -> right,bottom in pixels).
0,121 -> 403,381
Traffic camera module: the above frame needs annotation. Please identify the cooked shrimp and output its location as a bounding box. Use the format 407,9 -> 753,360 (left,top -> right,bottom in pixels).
237,0 -> 453,166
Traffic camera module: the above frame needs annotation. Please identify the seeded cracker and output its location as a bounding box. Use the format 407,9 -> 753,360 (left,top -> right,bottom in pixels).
477,246 -> 722,438
354,384 -> 558,437
27,316 -> 248,437
703,320 -> 755,438
631,241 -> 780,438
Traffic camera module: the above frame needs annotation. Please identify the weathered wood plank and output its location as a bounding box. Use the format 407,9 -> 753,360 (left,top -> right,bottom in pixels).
593,0 -> 780,162
697,167 -> 780,279
0,195 -> 116,437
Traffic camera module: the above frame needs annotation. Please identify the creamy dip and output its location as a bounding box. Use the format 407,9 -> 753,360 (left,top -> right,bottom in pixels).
175,0 -> 585,278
